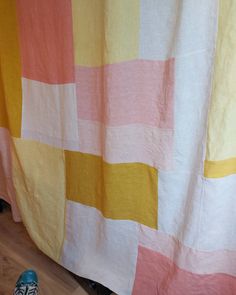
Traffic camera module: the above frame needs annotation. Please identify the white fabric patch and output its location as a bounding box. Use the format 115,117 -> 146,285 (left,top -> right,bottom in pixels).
78,120 -> 173,170
21,78 -> 79,150
174,51 -> 215,174
60,201 -> 138,295
200,175 -> 236,251
140,0 -> 217,60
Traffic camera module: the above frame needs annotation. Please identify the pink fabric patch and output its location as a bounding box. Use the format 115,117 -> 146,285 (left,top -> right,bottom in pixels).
16,0 -> 74,84
76,59 -> 174,128
0,129 -> 13,200
139,225 -> 236,276
0,128 -> 21,222
0,154 -> 7,198
132,246 -> 236,295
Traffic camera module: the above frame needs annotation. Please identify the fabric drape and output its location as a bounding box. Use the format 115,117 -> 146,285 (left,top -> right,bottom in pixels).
1,1 -> 236,294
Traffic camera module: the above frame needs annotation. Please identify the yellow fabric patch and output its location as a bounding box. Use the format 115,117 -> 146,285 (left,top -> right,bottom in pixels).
206,0 -> 236,169
72,0 -> 140,66
65,151 -> 158,229
0,0 -> 22,137
205,158 -> 236,178
0,78 -> 8,128
12,139 -> 66,261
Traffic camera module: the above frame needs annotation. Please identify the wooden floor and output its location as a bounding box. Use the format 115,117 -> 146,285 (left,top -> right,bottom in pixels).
0,208 -> 89,295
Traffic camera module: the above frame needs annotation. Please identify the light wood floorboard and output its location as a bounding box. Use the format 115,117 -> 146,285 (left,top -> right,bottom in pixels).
0,209 -> 89,295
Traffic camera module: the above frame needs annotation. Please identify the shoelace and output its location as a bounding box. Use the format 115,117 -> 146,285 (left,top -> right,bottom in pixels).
13,282 -> 39,295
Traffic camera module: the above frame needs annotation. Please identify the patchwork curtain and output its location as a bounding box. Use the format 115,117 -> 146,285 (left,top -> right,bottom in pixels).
0,1 -> 236,294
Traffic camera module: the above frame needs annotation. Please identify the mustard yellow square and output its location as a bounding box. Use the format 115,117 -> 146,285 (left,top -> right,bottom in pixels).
0,0 -> 22,137
65,151 -> 158,229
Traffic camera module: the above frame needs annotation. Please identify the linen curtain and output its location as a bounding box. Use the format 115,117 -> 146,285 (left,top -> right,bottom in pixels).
1,1 -> 236,294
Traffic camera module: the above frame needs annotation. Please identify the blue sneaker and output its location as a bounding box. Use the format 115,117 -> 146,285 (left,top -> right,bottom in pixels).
13,269 -> 39,295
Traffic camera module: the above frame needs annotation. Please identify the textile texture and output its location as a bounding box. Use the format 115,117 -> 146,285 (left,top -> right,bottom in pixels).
0,1 -> 236,294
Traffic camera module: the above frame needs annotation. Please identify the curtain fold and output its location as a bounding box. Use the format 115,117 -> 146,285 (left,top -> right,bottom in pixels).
1,1 -> 236,294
